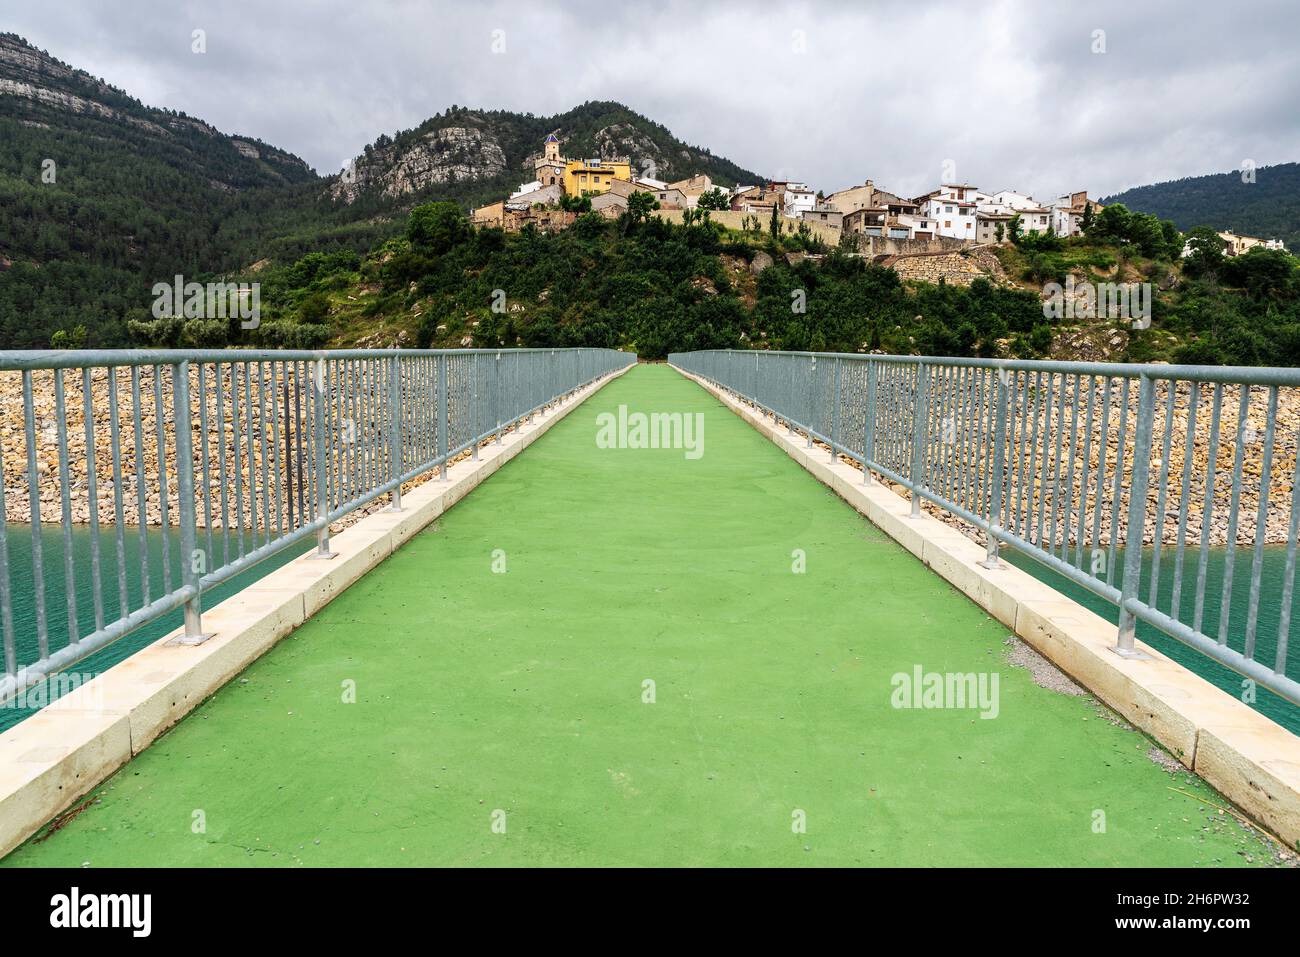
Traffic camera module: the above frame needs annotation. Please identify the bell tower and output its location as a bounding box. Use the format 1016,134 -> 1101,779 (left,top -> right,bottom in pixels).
535,133 -> 565,188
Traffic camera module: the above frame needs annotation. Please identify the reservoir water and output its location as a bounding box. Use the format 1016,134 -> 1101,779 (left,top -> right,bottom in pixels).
1006,545 -> 1300,734
2,524 -> 1297,737
1,524 -> 308,732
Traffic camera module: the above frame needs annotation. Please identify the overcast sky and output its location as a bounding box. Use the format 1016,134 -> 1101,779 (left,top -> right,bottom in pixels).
7,0 -> 1298,198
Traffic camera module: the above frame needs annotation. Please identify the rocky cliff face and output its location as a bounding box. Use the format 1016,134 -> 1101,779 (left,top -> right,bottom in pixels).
0,33 -> 315,186
331,125 -> 508,202
328,102 -> 765,206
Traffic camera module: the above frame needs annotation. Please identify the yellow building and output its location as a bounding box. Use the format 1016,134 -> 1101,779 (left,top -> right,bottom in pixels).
562,157 -> 632,197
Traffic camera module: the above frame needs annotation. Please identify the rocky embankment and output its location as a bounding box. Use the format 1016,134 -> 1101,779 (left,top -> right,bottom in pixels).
0,365 -> 462,535
805,376 -> 1297,548
1,366 -> 1296,547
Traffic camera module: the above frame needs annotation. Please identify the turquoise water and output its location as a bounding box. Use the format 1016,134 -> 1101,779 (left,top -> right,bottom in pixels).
1005,545 -> 1300,735
1,524 -> 308,731
4,524 -> 1297,739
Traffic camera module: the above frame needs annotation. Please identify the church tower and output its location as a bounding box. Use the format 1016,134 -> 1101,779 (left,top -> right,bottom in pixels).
535,133 -> 565,188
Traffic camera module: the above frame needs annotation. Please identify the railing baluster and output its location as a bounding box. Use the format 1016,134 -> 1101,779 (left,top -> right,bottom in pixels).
909,361 -> 928,517
1116,374 -> 1156,655
310,356 -> 334,560
981,368 -> 1010,568
53,369 -> 78,647
82,368 -> 104,634
389,353 -> 403,511
172,361 -> 210,643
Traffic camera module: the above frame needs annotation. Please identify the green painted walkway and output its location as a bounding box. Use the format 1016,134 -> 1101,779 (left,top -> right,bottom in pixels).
5,365 -> 1283,866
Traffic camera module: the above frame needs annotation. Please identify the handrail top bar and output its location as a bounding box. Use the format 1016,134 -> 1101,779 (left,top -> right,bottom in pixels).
0,347 -> 630,372
675,349 -> 1300,387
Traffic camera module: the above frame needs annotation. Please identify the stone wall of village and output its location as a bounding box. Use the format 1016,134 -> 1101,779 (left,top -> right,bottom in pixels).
854,234 -> 968,257
884,248 -> 1011,286
651,208 -> 844,246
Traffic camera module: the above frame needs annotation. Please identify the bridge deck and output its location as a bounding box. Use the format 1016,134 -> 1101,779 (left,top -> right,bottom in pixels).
4,365 -> 1281,866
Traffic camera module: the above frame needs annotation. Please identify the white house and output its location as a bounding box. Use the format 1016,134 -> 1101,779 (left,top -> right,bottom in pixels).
1047,191 -> 1100,237
933,183 -> 983,203
987,190 -> 1039,212
781,183 -> 816,218
896,213 -> 937,239
1016,206 -> 1053,235
921,195 -> 977,240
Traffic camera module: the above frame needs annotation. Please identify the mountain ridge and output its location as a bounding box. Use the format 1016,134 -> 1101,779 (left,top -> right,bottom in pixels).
1102,162 -> 1299,251
328,100 -> 767,207
0,34 -> 766,345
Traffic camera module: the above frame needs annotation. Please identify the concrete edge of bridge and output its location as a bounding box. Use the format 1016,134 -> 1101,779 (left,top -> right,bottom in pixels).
672,364 -> 1300,853
0,363 -> 635,860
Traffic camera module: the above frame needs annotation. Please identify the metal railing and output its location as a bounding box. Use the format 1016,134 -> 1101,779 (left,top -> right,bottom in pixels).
0,347 -> 634,703
671,349 -> 1300,706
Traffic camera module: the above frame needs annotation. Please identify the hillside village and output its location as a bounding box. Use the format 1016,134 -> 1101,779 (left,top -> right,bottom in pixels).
472,133 -> 1288,270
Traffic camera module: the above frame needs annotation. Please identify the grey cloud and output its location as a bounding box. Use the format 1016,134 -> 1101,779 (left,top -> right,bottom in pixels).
6,0 -> 1298,198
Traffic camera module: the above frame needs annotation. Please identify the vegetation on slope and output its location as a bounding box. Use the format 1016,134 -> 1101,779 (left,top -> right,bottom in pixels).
130,203 -> 1048,360
996,204 -> 1300,366
1103,162 -> 1300,252
0,35 -> 766,348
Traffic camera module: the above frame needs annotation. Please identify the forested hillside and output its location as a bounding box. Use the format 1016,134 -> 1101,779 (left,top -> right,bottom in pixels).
1103,163 -> 1300,251
331,101 -> 765,209
0,33 -> 392,346
0,33 -> 765,348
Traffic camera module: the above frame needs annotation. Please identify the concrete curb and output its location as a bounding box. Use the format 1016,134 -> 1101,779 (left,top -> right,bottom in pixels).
0,365 -> 633,859
675,364 -> 1300,852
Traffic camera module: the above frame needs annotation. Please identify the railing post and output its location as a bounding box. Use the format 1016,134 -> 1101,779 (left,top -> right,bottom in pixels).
829,357 -> 841,462
437,354 -> 449,480
1115,373 -> 1156,658
387,352 -> 403,511
863,359 -> 876,484
494,351 -> 503,444
980,368 -> 1010,568
170,361 -> 212,643
471,354 -> 481,461
806,355 -> 816,448
544,349 -> 555,414
310,356 -> 335,559
909,360 -> 928,517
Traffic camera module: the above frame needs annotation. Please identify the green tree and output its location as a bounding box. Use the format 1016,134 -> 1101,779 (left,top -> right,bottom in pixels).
50,324 -> 88,349
697,188 -> 730,211
407,201 -> 469,254
298,291 -> 332,324
1182,226 -> 1227,279
627,190 -> 661,225
559,193 -> 592,213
